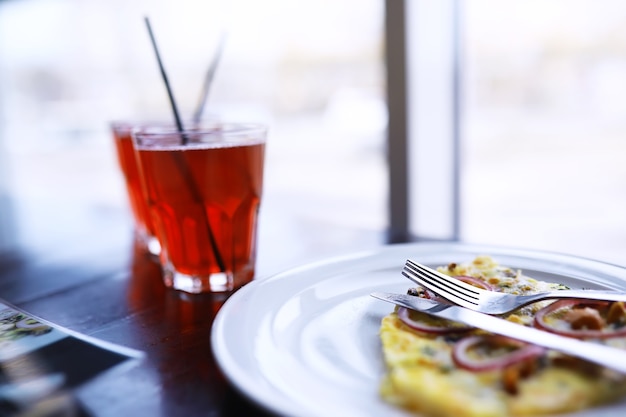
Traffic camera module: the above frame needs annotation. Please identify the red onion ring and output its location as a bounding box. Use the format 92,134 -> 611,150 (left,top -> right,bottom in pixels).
455,275 -> 495,291
534,300 -> 626,339
397,307 -> 473,334
452,335 -> 545,372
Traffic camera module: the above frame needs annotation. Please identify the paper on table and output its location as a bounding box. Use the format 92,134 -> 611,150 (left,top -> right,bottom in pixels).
0,299 -> 144,413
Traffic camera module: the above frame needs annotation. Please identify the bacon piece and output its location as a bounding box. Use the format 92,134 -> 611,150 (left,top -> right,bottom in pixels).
564,307 -> 605,330
606,302 -> 626,325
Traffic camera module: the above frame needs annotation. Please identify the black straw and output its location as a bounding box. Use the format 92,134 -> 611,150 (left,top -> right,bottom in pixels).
144,17 -> 187,143
143,16 -> 226,275
193,32 -> 226,124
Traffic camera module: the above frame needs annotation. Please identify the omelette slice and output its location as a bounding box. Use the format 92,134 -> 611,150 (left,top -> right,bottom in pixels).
379,255 -> 626,417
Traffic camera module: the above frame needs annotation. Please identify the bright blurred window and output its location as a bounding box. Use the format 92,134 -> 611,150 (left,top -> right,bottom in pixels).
2,0 -> 626,269
0,0 -> 387,268
461,0 -> 626,265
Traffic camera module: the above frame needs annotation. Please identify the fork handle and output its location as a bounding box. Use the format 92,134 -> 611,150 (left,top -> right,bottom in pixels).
526,289 -> 626,304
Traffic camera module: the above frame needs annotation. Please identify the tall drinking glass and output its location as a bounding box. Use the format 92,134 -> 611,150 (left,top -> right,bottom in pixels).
111,121 -> 161,257
132,123 -> 267,293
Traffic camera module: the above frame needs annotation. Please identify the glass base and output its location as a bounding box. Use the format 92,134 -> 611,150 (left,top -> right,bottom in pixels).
146,236 -> 161,257
163,269 -> 235,293
135,230 -> 161,258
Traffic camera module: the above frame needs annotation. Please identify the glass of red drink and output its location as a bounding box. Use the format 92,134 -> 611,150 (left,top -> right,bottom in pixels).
111,121 -> 161,257
132,123 -> 267,293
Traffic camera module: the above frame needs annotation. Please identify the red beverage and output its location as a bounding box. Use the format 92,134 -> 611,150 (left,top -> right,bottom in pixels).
111,123 -> 160,256
133,125 -> 266,293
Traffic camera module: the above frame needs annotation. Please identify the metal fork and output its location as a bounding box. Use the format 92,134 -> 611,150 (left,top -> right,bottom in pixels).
402,259 -> 626,315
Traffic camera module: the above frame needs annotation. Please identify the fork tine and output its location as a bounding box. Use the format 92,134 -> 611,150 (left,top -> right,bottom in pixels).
402,259 -> 626,315
402,260 -> 480,307
406,260 -> 481,295
402,263 -> 478,300
401,268 -> 475,307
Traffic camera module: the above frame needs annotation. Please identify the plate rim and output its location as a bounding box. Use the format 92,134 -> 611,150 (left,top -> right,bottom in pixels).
211,241 -> 626,417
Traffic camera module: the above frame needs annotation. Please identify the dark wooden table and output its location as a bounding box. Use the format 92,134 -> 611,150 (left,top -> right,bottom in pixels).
0,196 -> 384,417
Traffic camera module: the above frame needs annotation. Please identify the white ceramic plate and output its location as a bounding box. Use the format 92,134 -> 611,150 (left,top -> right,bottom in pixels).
211,242 -> 626,417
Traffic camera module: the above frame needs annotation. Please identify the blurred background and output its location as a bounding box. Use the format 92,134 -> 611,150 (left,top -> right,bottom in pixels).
0,0 -> 625,274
